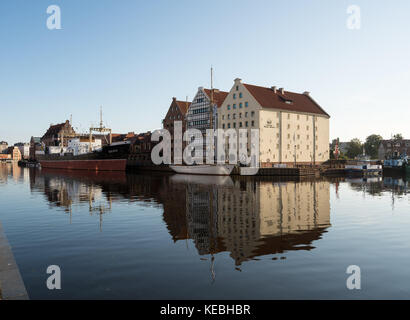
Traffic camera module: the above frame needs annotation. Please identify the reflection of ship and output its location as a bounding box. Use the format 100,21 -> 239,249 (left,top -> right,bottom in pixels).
26,167 -> 331,268
170,174 -> 234,186
170,164 -> 235,176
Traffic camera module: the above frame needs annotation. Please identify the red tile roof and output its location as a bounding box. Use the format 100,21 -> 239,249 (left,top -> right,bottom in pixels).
203,89 -> 229,108
175,100 -> 191,115
243,84 -> 329,117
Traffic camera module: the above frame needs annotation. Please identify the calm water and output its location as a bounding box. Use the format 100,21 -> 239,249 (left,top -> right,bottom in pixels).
0,163 -> 409,299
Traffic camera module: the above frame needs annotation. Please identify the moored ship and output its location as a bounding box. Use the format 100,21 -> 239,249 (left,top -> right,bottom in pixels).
36,110 -> 131,172
38,141 -> 130,171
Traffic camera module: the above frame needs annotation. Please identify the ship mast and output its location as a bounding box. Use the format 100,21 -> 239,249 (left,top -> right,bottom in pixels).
89,106 -> 112,150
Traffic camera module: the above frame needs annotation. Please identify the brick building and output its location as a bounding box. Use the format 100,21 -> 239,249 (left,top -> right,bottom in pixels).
162,97 -> 191,162
41,120 -> 75,147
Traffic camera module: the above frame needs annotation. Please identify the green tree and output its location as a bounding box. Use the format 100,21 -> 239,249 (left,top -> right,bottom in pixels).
364,134 -> 383,159
346,138 -> 363,159
393,133 -> 403,141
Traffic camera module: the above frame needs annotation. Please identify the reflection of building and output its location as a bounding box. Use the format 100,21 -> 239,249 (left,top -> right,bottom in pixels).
182,178 -> 331,266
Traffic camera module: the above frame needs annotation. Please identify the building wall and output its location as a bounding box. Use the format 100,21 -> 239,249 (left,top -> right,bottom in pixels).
219,79 -> 329,166
163,98 -> 187,163
218,80 -> 261,162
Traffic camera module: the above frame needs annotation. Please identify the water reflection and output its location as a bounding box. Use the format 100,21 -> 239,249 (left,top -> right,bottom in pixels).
25,167 -> 335,266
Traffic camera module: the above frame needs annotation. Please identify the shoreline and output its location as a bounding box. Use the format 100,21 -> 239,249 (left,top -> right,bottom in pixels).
0,222 -> 29,300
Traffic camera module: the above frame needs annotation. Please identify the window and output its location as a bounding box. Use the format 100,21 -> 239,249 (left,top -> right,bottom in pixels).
222,124 -> 225,129
236,85 -> 239,91
287,124 -> 290,129
233,114 -> 236,119
239,103 -> 242,108
245,102 -> 248,107
233,93 -> 236,99
245,112 -> 248,117
251,120 -> 255,127
233,104 -> 236,109
239,122 -> 242,127
228,114 -> 230,119
306,125 -> 309,130
239,92 -> 242,98
251,111 -> 255,117
233,123 -> 236,128
287,134 -> 290,139
297,125 -> 300,130
227,105 -> 230,110
245,121 -> 248,127
287,144 -> 290,150
222,115 -> 224,120
297,134 -> 300,139
228,123 -> 231,128
239,113 -> 242,118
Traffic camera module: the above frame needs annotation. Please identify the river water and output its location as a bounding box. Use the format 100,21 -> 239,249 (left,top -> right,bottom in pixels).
0,163 -> 409,299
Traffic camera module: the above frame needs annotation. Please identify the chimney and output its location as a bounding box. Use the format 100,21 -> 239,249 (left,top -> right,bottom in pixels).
172,97 -> 176,101
279,88 -> 285,94
271,86 -> 277,93
303,91 -> 310,96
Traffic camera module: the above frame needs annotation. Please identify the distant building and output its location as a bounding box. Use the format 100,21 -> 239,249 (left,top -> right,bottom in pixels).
129,131 -> 159,166
29,137 -> 43,159
66,137 -> 102,156
378,139 -> 410,159
0,141 -> 8,154
14,142 -> 30,159
162,97 -> 190,163
111,132 -> 136,143
219,78 -> 330,166
41,120 -> 75,147
6,146 -> 22,161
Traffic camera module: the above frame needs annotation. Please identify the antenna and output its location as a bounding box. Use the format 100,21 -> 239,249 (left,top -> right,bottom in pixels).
100,106 -> 103,128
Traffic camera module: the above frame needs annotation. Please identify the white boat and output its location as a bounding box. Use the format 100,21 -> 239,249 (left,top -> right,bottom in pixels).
240,167 -> 259,176
169,164 -> 235,176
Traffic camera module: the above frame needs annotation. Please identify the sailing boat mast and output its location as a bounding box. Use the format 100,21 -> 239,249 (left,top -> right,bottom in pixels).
210,67 -> 214,130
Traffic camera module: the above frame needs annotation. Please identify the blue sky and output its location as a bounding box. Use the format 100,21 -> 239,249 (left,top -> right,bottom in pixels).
1,0 -> 409,144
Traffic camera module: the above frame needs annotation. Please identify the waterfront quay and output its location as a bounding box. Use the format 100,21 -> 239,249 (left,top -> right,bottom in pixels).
0,222 -> 28,300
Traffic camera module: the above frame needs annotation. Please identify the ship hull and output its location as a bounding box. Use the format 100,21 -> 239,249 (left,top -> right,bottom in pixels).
169,164 -> 235,176
39,159 -> 127,171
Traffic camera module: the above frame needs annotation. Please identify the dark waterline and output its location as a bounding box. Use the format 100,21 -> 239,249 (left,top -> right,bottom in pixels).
0,163 -> 409,299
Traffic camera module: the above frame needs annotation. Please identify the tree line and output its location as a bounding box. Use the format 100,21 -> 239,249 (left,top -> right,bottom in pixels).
331,134 -> 404,160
